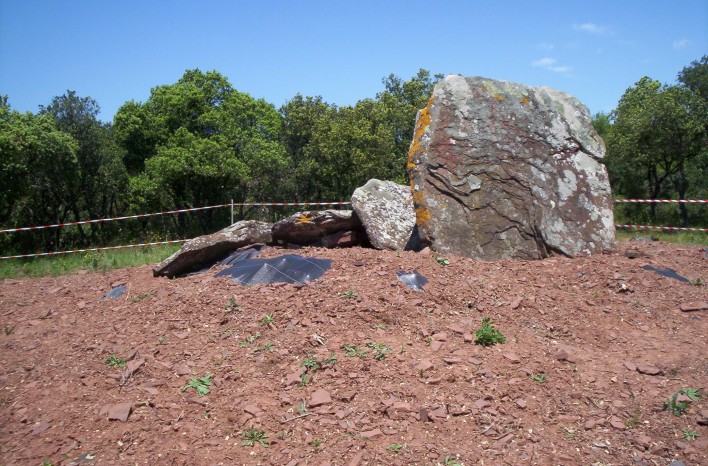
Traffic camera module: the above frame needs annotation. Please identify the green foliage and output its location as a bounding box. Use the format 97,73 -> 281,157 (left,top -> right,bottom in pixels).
342,290 -> 358,299
444,456 -> 463,466
530,373 -> 547,383
105,354 -> 126,367
474,317 -> 506,347
260,312 -> 274,325
682,429 -> 700,441
436,256 -> 450,266
239,333 -> 261,348
241,426 -> 269,447
181,374 -> 214,396
342,344 -> 368,358
366,342 -> 391,360
386,443 -> 405,453
606,70 -> 707,228
664,388 -> 703,416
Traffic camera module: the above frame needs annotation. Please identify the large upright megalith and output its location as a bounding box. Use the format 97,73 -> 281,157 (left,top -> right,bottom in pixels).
408,75 -> 615,260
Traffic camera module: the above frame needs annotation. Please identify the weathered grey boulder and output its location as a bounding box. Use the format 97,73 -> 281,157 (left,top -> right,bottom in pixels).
408,75 -> 615,260
271,210 -> 364,246
351,179 -> 422,251
153,220 -> 272,277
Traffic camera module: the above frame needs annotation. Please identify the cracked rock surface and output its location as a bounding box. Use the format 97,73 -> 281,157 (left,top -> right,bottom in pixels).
408,75 -> 615,260
351,179 -> 422,251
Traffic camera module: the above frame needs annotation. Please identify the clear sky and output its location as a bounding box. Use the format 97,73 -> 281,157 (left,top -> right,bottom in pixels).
1,0 -> 706,122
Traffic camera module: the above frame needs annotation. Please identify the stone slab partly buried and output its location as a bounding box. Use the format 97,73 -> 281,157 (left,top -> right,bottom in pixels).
408,75 -> 615,260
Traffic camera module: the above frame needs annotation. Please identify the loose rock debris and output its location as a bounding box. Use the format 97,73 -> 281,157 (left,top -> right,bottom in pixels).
0,240 -> 706,465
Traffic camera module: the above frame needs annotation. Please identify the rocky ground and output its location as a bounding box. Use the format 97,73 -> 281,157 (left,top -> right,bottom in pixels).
0,241 -> 706,466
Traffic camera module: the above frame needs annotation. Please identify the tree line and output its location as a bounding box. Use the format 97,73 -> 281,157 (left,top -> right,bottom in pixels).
1,69 -> 441,254
593,55 -> 707,228
1,58 -> 706,255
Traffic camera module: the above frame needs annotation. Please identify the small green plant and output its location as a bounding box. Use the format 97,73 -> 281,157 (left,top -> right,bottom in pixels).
444,456 -> 462,466
436,256 -> 450,266
530,373 -> 547,383
239,332 -> 261,348
4,324 -> 15,335
297,400 -> 308,414
342,344 -> 367,358
682,429 -> 699,441
254,341 -> 274,353
203,411 -> 212,419
474,317 -> 506,346
131,291 -> 154,303
41,461 -> 54,466
664,388 -> 703,416
342,290 -> 358,299
323,354 -> 337,366
387,443 -> 405,453
301,356 -> 321,372
366,342 -> 391,360
260,312 -> 274,325
157,336 -> 167,345
373,323 -> 388,330
309,438 -> 323,448
181,374 -> 214,396
691,277 -> 703,286
105,354 -> 126,367
241,426 -> 269,447
682,387 -> 704,401
224,298 -> 243,312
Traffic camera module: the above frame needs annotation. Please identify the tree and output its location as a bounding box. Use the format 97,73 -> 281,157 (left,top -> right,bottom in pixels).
678,55 -> 708,101
41,91 -> 129,243
114,69 -> 290,233
0,98 -> 79,252
606,77 -> 707,225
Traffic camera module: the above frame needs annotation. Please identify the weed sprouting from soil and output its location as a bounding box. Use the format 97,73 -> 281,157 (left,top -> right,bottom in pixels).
181,374 -> 213,396
474,317 -> 506,346
664,388 -> 703,416
105,354 -> 126,367
241,426 -> 269,447
342,344 -> 367,358
366,342 -> 391,360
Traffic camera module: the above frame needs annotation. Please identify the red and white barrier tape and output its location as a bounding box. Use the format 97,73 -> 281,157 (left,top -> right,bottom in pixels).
615,199 -> 706,203
0,201 -> 352,234
615,224 -> 707,232
0,239 -> 190,260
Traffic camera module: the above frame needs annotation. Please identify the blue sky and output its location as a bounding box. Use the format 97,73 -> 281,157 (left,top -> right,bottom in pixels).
1,0 -> 706,122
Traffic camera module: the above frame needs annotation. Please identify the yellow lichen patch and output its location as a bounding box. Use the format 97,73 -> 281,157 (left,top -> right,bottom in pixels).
494,93 -> 506,101
411,191 -> 431,225
521,96 -> 530,106
415,206 -> 431,225
296,214 -> 313,224
407,97 -> 435,168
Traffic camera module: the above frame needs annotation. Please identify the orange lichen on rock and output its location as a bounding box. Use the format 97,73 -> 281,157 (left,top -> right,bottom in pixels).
412,191 -> 431,225
521,96 -> 530,106
494,93 -> 506,101
296,214 -> 313,224
407,97 -> 434,169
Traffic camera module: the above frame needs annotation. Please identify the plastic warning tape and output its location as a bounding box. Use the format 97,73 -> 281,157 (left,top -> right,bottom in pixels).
233,201 -> 352,207
615,224 -> 708,232
615,199 -> 706,203
0,201 -> 351,234
0,239 -> 190,260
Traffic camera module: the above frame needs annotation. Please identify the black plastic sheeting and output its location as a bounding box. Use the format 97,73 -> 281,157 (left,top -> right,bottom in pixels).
100,285 -> 126,301
218,246 -> 262,266
215,254 -> 332,286
642,265 -> 690,284
397,270 -> 428,291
